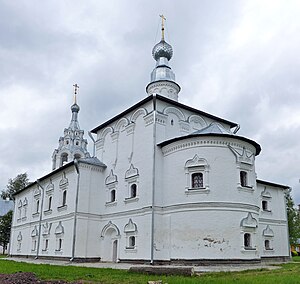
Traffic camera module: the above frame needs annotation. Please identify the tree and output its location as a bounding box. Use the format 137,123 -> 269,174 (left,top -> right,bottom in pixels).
286,191 -> 300,247
0,210 -> 13,254
1,173 -> 29,200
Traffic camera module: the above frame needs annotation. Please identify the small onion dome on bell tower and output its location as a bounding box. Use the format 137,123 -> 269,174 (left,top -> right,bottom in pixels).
146,15 -> 181,101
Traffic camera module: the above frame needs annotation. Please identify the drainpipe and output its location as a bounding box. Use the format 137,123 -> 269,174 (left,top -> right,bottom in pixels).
150,94 -> 157,265
8,199 -> 16,256
285,187 -> 292,259
70,159 -> 80,261
88,131 -> 96,157
35,179 -> 45,259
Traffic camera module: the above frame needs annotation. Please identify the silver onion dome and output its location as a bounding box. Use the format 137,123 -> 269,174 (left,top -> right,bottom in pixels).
152,40 -> 173,61
71,103 -> 80,113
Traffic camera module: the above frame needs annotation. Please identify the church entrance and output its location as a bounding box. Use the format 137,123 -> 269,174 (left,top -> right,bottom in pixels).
101,223 -> 120,262
112,240 -> 118,262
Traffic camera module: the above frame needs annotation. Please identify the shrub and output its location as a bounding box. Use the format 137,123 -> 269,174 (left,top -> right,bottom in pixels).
291,251 -> 298,256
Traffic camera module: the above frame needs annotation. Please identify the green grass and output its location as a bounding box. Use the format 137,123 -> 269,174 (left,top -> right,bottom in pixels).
0,258 -> 300,284
0,254 -> 7,258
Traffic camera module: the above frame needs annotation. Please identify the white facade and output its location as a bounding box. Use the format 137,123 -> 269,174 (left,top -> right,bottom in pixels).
10,25 -> 290,263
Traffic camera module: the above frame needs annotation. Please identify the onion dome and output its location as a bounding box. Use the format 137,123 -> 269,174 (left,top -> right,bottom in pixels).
152,40 -> 173,61
71,103 -> 80,113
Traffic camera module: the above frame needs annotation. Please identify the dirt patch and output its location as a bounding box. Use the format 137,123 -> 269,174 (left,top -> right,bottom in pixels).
0,272 -> 84,284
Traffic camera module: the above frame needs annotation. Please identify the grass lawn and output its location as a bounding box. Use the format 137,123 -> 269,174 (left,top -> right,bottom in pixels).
0,258 -> 299,284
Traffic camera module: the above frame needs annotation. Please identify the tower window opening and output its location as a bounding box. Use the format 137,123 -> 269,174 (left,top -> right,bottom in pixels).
74,154 -> 81,160
61,153 -> 68,166
170,119 -> 174,126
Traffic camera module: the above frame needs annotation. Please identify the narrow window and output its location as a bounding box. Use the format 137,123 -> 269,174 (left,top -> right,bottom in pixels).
191,173 -> 203,188
74,154 -> 81,160
265,240 -> 271,250
58,238 -> 63,250
45,239 -> 49,250
244,233 -> 251,248
129,236 -> 135,248
36,200 -> 40,213
240,171 -> 247,187
48,196 -> 52,210
62,190 -> 67,206
130,184 -> 137,198
262,200 -> 268,211
111,190 -> 116,202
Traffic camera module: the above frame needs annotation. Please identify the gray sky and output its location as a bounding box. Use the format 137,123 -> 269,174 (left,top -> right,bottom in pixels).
1,0 -> 300,203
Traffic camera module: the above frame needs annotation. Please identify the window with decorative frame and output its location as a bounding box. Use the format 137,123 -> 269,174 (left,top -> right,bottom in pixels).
184,155 -> 209,193
105,170 -> 118,206
124,219 -> 137,251
58,172 -> 68,211
240,212 -> 258,251
263,225 -> 274,251
124,164 -> 139,202
32,187 -> 41,217
261,187 -> 272,212
55,221 -> 64,254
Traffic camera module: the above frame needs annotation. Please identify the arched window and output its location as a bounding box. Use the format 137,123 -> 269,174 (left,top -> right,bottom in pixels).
128,236 -> 135,248
111,190 -> 116,202
61,153 -> 68,166
240,171 -> 247,187
74,154 -> 81,160
130,184 -> 137,198
62,190 -> 67,206
48,196 -> 52,210
191,173 -> 203,188
262,200 -> 268,211
244,233 -> 251,248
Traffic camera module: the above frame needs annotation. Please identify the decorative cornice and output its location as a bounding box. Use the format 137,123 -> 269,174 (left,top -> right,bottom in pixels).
161,137 -> 254,157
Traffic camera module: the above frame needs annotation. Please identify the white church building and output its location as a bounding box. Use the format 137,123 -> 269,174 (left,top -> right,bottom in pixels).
10,20 -> 290,264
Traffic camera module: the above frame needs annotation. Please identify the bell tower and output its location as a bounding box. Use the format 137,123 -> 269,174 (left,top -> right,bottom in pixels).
52,84 -> 90,170
146,15 -> 181,101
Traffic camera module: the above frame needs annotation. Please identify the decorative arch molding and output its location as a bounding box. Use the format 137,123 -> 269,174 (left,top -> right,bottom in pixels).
261,187 -> 271,198
115,117 -> 130,132
99,127 -> 114,140
105,170 -> 118,185
55,221 -> 64,235
188,115 -> 208,128
23,198 -> 28,206
185,154 -> 208,168
263,225 -> 274,237
163,106 -> 186,121
228,145 -> 254,165
124,219 -> 137,233
17,232 -> 22,241
59,172 -> 68,188
18,200 -> 22,208
240,212 -> 258,228
31,226 -> 39,237
34,187 -> 41,197
125,164 -> 139,179
46,179 -> 54,192
130,108 -> 148,123
100,221 -> 121,238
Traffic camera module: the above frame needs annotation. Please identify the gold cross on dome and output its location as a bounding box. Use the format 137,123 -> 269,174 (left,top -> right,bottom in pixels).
159,14 -> 166,40
73,84 -> 79,104
73,83 -> 79,95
